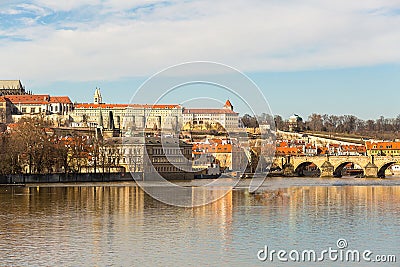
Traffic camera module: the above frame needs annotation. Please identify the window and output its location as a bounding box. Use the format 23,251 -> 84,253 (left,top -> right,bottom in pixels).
22,108 -> 26,113
30,108 -> 35,113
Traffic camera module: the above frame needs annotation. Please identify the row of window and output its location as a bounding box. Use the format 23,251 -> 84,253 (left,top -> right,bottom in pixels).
155,166 -> 181,172
104,148 -> 143,155
370,150 -> 400,154
373,145 -> 394,149
19,105 -> 70,114
153,148 -> 187,155
152,157 -> 187,163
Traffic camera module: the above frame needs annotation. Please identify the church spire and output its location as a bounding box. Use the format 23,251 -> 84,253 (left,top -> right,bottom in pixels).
94,87 -> 102,104
223,100 -> 233,111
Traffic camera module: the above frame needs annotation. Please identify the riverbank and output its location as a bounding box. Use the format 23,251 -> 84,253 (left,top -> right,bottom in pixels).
0,172 -> 139,184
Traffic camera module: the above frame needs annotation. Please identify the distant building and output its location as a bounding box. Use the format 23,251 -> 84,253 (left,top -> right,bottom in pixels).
71,88 -> 183,130
366,141 -> 400,156
288,114 -> 303,132
0,80 -> 28,95
192,138 -> 233,169
5,95 -> 73,116
182,100 -> 239,130
102,137 -> 194,180
0,94 -> 73,125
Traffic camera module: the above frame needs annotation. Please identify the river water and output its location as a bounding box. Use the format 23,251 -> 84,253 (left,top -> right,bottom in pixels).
0,178 -> 399,266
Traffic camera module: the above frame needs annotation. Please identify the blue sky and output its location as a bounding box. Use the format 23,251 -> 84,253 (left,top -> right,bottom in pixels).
1,0 -> 400,120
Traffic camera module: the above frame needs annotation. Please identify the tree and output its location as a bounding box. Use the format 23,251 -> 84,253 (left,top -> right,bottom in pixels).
308,113 -> 323,132
274,115 -> 284,131
241,114 -> 259,128
12,117 -> 54,174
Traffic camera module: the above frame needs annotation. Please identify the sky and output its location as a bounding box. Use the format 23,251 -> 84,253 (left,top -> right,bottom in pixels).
1,0 -> 400,120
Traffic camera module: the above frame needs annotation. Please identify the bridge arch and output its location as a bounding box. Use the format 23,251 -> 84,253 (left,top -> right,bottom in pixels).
295,162 -> 321,177
377,162 -> 397,178
334,162 -> 364,178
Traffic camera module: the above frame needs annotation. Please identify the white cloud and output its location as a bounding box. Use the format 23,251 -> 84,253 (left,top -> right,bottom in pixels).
1,0 -> 400,83
30,0 -> 100,11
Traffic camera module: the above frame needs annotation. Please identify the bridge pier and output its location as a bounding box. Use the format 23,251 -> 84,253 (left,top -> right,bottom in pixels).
283,164 -> 296,177
320,161 -> 334,178
364,162 -> 378,178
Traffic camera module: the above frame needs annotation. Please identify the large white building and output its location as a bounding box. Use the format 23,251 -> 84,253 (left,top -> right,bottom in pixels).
182,100 -> 240,130
1,94 -> 73,125
71,89 -> 240,131
71,89 -> 183,130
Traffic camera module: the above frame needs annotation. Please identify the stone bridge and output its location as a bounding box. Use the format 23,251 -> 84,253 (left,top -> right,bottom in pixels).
273,155 -> 400,178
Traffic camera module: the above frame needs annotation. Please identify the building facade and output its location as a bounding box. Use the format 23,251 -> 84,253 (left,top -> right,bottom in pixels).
182,100 -> 240,130
0,80 -> 28,95
0,94 -> 73,125
366,141 -> 400,156
101,137 -> 194,180
72,90 -> 240,132
71,89 -> 183,131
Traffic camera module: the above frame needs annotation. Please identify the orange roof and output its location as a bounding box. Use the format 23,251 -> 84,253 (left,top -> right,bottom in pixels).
75,103 -> 181,109
75,103 -> 128,109
357,146 -> 366,152
49,96 -> 72,104
277,141 -> 289,148
183,108 -> 237,114
192,143 -> 232,154
0,96 -> 8,102
5,94 -> 72,105
7,123 -> 18,130
224,100 -> 232,107
275,147 -> 302,155
366,141 -> 400,150
5,94 -> 50,104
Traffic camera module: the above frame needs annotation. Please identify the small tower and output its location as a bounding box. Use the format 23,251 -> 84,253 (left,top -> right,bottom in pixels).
223,100 -> 233,111
94,87 -> 102,104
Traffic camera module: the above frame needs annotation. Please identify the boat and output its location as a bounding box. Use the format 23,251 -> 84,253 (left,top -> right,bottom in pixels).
194,163 -> 222,179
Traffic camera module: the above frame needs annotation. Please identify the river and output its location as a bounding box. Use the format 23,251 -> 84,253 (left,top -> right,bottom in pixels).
0,178 -> 399,266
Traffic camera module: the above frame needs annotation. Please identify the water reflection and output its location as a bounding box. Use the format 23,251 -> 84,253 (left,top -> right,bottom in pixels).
0,185 -> 399,266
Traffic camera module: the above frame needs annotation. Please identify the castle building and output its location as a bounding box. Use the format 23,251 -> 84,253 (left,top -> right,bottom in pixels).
182,100 -> 240,130
0,80 -> 28,95
0,94 -> 73,125
4,95 -> 72,116
71,88 -> 183,130
101,137 -> 194,180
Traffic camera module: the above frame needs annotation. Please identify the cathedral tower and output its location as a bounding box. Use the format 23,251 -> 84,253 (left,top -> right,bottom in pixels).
94,87 -> 103,104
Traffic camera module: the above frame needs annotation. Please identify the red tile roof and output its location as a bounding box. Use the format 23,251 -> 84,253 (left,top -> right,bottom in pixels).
366,141 -> 400,150
224,100 -> 232,107
4,95 -> 72,105
183,108 -> 238,114
193,143 -> 232,154
276,147 -> 303,156
74,103 -> 181,109
5,95 -> 50,104
49,96 -> 72,104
